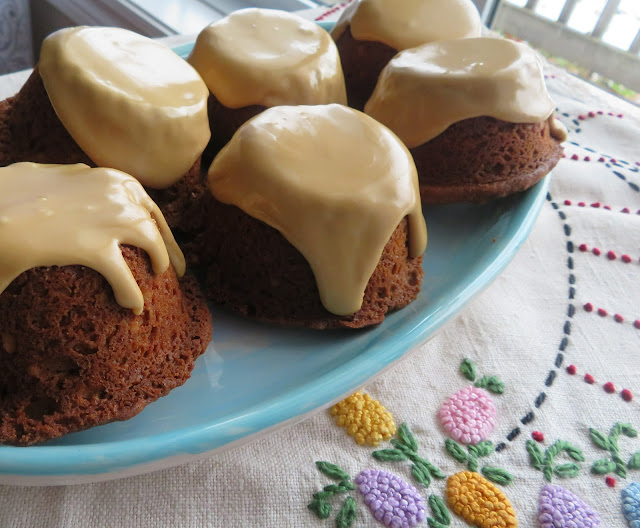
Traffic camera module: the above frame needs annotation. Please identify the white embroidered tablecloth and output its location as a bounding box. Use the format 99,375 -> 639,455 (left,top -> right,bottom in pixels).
1,6 -> 640,528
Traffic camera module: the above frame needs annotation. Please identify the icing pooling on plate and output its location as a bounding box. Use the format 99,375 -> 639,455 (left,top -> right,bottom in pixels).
208,104 -> 427,316
331,0 -> 481,51
0,163 -> 185,315
188,8 -> 347,109
39,26 -> 210,189
365,38 -> 568,148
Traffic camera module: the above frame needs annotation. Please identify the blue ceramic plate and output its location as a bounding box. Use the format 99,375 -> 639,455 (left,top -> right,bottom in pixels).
0,40 -> 551,485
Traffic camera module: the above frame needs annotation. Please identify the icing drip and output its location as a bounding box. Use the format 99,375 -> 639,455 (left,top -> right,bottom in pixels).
208,104 -> 427,316
331,0 -> 481,51
365,38 -> 560,148
0,163 -> 185,315
188,8 -> 347,109
39,26 -> 210,189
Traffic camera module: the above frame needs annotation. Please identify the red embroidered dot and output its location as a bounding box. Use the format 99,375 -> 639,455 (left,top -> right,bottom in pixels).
622,389 -> 633,402
578,115 -> 586,120
585,373 -> 595,384
604,382 -> 616,393
604,205 -> 611,210
597,308 -> 608,317
606,476 -> 616,488
567,365 -> 577,375
591,202 -> 601,208
614,314 -> 624,323
598,110 -> 604,115
532,431 -> 544,442
592,247 -> 601,256
584,156 -> 591,161
622,255 -> 631,263
564,199 -> 572,205
588,111 -> 596,118
634,320 -> 640,329
608,112 -> 614,116
617,114 -> 624,118
611,158 -> 617,164
579,244 -> 588,252
571,154 -> 579,161
607,250 -> 616,260
622,208 -> 631,213
584,303 -> 593,312
598,157 -> 605,162
578,201 -> 586,207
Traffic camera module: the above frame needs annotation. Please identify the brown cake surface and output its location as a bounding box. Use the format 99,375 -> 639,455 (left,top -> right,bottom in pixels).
0,245 -> 212,446
0,68 -> 205,238
202,200 -> 423,329
334,27 -> 397,112
412,116 -> 563,204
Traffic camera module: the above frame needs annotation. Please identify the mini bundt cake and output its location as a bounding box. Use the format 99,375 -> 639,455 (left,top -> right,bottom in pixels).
0,26 -> 211,238
331,0 -> 481,110
203,104 -> 427,329
365,37 -> 568,203
187,8 -> 347,164
0,163 -> 212,445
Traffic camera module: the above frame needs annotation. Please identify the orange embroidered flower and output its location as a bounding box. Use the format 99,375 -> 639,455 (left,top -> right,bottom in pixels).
446,471 -> 517,528
330,392 -> 396,446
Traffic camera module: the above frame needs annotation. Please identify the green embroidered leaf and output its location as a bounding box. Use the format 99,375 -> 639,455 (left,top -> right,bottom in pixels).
412,463 -> 431,488
336,497 -> 357,528
313,491 -> 333,501
308,498 -> 332,519
475,376 -> 505,394
323,484 -> 353,495
414,457 -> 446,479
554,463 -> 581,479
315,461 -> 351,482
589,429 -> 611,451
428,495 -> 451,525
619,423 -> 638,438
628,451 -> 640,470
445,439 -> 468,464
481,466 -> 514,486
372,449 -> 409,462
339,480 -> 355,491
526,440 -> 545,469
390,439 -> 415,456
543,466 -> 553,482
468,457 -> 479,473
474,441 -> 494,458
397,423 -> 419,453
563,444 -> 586,462
460,359 -> 477,382
427,520 -> 449,528
615,462 -> 628,479
591,458 -> 617,475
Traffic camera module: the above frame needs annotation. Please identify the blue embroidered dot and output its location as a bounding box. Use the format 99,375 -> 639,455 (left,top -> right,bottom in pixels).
622,482 -> 640,527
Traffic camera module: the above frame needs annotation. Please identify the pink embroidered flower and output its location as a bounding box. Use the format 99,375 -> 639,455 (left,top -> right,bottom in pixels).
438,386 -> 496,445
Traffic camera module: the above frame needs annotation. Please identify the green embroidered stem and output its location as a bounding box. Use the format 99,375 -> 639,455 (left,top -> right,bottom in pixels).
445,439 -> 468,464
309,462 -> 355,522
474,375 -> 505,395
590,422 -> 639,478
526,439 -> 584,482
373,424 -> 445,488
460,359 -> 477,382
428,495 -> 451,526
336,497 -> 357,528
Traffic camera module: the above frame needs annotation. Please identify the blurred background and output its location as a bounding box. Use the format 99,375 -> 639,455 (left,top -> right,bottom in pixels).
0,0 -> 638,104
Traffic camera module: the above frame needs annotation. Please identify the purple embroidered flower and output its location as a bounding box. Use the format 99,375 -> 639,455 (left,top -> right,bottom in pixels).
355,469 -> 426,528
538,484 -> 600,527
438,386 -> 496,445
622,482 -> 640,527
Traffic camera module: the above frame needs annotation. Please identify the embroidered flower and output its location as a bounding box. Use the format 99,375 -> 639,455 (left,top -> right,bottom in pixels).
538,484 -> 600,527
438,386 -> 496,445
355,468 -> 426,528
446,471 -> 516,528
622,482 -> 640,527
331,391 -> 396,446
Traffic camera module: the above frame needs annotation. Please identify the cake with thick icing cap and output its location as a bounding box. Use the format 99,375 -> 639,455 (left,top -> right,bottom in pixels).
0,26 -> 210,239
188,8 -> 347,162
331,0 -> 481,110
0,163 -> 212,445
204,104 -> 427,328
365,38 -> 568,203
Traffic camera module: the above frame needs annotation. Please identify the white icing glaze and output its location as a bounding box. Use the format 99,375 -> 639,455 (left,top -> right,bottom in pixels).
365,37 -> 560,148
188,8 -> 347,108
208,104 -> 427,316
0,163 -> 185,315
332,0 -> 481,51
39,26 -> 210,189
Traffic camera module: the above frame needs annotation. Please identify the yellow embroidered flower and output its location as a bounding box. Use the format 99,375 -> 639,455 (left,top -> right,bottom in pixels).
330,392 -> 396,446
446,471 -> 517,528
